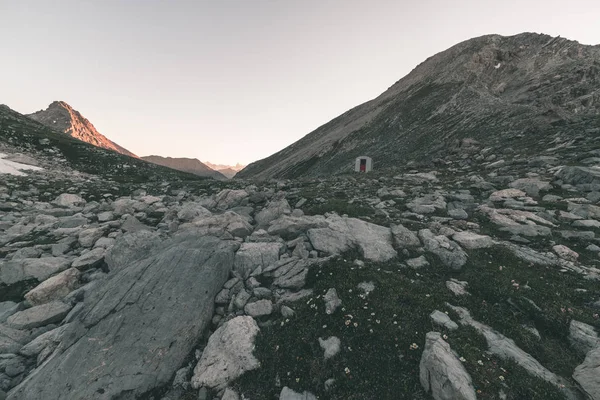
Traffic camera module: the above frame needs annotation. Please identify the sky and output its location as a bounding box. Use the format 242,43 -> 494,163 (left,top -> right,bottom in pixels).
1,0 -> 599,165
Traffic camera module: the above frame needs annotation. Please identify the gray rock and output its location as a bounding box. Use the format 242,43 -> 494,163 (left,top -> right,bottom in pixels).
509,178 -> 551,197
406,256 -> 429,269
221,388 -> 240,400
120,215 -> 150,233
189,211 -> 253,239
446,280 -> 469,296
279,387 -> 317,400
280,305 -> 295,318
268,215 -> 328,240
255,198 -> 292,227
319,336 -> 341,360
244,300 -> 273,318
0,303 -> 19,324
452,231 -> 494,249
52,194 -> 85,208
233,289 -> 251,310
104,230 -> 162,272
430,310 -> 458,331
557,166 -> 600,186
191,316 -> 260,390
19,324 -> 69,357
569,320 -> 599,355
391,224 -> 421,249
213,189 -> 249,211
71,247 -> 106,270
8,233 -> 236,400
96,211 -> 114,223
24,268 -> 80,306
573,219 -> 600,229
177,202 -> 211,222
77,227 -> 105,248
419,332 -> 476,400
0,257 -> 71,285
234,242 -> 282,278
574,346 -> 600,399
7,301 -> 71,330
308,214 -> 397,262
419,230 -> 467,270
324,288 -> 342,315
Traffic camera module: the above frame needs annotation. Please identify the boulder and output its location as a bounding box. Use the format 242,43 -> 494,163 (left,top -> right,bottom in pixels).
0,258 -> 71,285
569,320 -> 599,355
213,189 -> 249,210
452,231 -> 494,249
557,166 -> 600,186
323,288 -> 342,315
319,336 -> 341,360
419,230 -> 467,270
7,232 -> 236,400
177,202 -> 211,222
190,211 -> 253,238
509,178 -> 551,197
78,227 -> 105,248
308,214 -> 396,262
24,268 -> 80,306
391,224 -> 421,249
419,332 -> 476,400
267,215 -> 328,240
574,347 -> 600,399
234,242 -> 282,278
7,301 -> 71,330
279,386 -> 317,400
244,300 -> 273,318
430,310 -> 458,331
71,247 -> 106,270
52,194 -> 85,208
191,316 -> 260,390
255,198 -> 292,227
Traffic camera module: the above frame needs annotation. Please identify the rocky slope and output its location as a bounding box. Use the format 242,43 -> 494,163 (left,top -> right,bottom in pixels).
142,155 -> 227,180
27,101 -> 137,158
238,33 -> 600,180
0,104 -> 202,183
2,125 -> 600,399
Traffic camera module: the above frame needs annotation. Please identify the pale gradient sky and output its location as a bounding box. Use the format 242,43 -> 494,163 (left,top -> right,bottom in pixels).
1,0 -> 599,165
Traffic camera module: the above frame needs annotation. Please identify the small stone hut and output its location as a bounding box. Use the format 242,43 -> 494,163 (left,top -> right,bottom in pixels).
354,156 -> 373,172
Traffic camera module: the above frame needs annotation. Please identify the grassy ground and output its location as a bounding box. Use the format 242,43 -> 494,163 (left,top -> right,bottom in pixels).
234,244 -> 598,399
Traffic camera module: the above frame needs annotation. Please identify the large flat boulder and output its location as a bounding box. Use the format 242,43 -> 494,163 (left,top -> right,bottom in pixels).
308,214 -> 396,262
0,258 -> 71,285
7,231 -> 236,400
6,301 -> 71,330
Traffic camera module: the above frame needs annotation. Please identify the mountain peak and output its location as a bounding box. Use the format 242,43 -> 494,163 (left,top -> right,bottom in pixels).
27,102 -> 137,158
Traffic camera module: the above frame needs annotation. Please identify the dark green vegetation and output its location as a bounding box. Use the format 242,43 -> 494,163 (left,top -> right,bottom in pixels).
0,105 -> 204,183
234,243 -> 599,399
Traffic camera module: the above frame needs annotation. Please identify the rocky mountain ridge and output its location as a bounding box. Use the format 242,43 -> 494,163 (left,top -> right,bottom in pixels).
238,33 -> 600,180
27,101 -> 137,158
142,155 -> 228,180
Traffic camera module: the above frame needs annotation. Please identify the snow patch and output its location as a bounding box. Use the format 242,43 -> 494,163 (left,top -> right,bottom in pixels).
0,153 -> 43,176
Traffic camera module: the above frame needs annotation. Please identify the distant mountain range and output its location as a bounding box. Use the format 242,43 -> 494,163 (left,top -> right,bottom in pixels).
27,101 -> 137,158
141,155 -> 227,180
